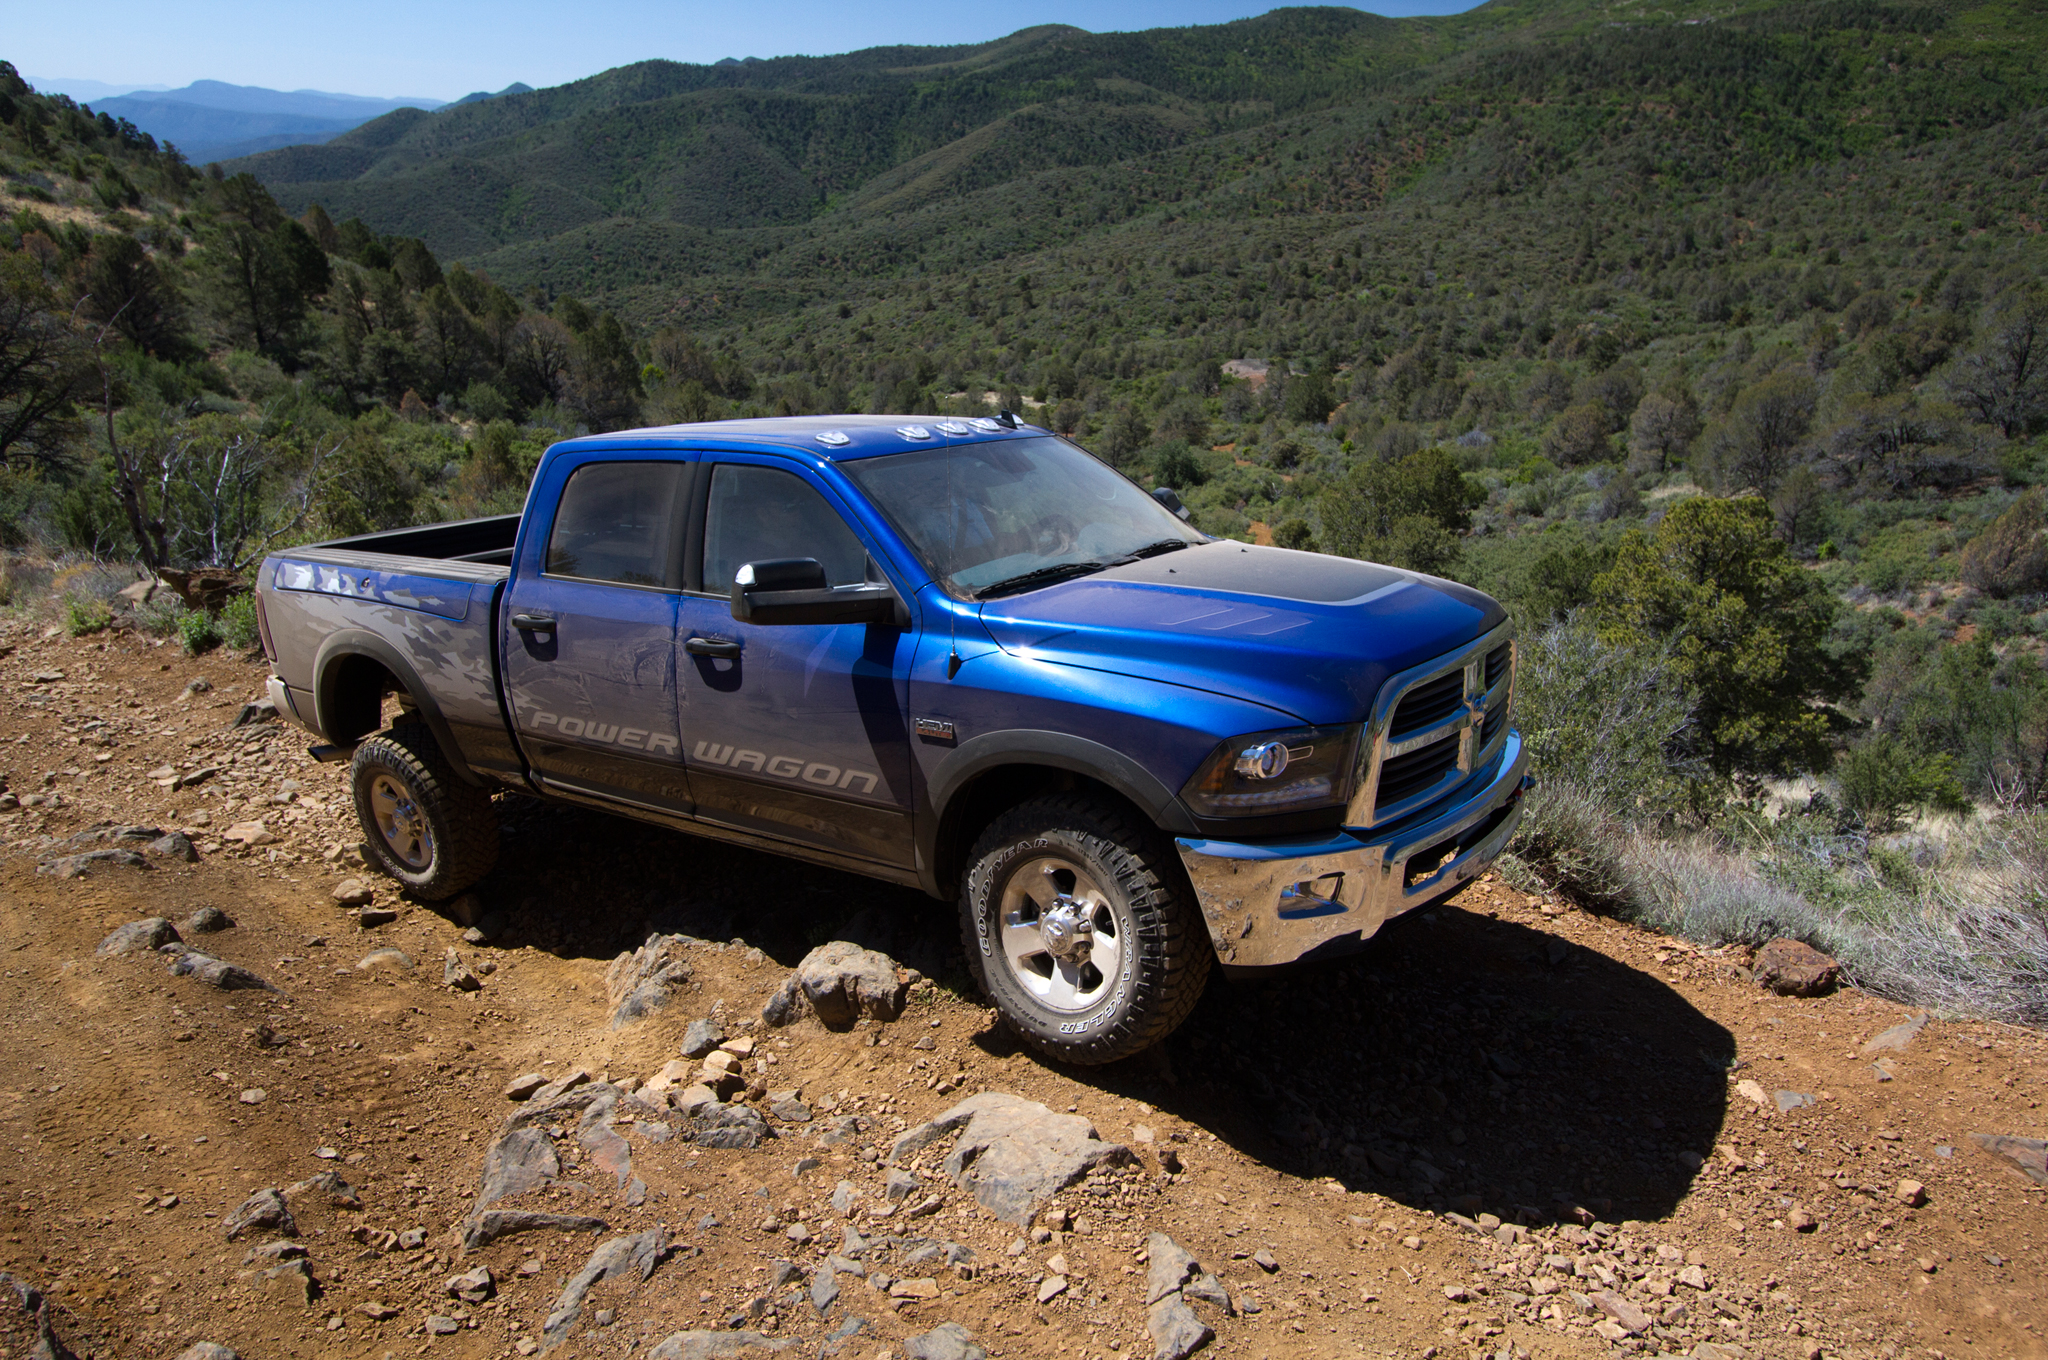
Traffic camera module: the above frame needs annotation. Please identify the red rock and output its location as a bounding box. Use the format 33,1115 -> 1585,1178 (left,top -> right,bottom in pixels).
1753,938 -> 1840,996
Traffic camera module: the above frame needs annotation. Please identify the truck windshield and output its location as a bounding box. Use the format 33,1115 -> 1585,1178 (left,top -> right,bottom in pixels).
844,436 -> 1205,599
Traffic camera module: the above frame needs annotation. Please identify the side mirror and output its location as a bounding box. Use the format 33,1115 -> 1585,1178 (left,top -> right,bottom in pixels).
731,558 -> 901,627
1151,486 -> 1193,522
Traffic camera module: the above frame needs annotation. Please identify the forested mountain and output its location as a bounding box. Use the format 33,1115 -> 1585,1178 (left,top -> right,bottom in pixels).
98,81 -> 446,163
3,0 -> 2047,844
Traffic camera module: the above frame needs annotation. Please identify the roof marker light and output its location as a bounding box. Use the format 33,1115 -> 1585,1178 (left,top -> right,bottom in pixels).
936,420 -> 970,436
815,431 -> 852,447
897,425 -> 932,440
969,417 -> 1002,432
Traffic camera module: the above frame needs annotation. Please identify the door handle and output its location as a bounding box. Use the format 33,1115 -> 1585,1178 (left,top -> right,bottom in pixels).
684,636 -> 743,659
511,613 -> 557,632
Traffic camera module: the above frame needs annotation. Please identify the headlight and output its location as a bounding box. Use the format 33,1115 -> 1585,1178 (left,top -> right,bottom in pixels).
1181,725 -> 1359,816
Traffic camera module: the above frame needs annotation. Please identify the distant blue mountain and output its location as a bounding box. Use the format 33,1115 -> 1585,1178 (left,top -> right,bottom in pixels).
454,82 -> 532,106
27,76 -> 171,102
92,80 -> 446,163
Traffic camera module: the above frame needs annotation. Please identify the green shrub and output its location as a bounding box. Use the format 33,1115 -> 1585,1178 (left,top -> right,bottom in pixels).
132,594 -> 187,636
177,609 -> 222,655
63,596 -> 111,636
1835,736 -> 1969,831
218,593 -> 261,650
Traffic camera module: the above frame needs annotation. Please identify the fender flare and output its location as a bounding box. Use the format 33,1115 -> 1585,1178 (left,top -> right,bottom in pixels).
916,728 -> 1197,895
311,629 -> 484,787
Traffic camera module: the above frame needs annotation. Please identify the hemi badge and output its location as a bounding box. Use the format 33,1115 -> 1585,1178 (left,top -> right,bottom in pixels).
914,717 -> 956,741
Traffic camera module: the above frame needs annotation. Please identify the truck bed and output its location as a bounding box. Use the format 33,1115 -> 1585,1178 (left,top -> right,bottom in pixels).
260,515 -> 525,783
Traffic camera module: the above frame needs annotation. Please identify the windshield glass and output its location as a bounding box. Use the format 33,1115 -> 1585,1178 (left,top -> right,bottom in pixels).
844,436 -> 1205,598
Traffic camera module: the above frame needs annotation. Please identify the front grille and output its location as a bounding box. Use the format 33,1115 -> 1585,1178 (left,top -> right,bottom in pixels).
1376,738 -> 1460,814
1481,707 -> 1504,749
1390,672 -> 1463,738
1485,643 -> 1511,692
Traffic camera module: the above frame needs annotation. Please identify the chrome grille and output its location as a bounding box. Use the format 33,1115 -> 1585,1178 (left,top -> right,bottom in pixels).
1346,621 -> 1516,828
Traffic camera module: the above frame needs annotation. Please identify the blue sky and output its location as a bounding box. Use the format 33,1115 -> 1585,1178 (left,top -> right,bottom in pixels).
19,0 -> 1482,104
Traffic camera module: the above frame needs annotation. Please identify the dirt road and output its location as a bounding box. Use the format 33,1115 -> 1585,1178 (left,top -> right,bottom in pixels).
0,619 -> 2042,1360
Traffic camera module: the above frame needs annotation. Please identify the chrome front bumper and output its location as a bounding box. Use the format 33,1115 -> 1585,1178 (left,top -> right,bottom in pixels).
1175,730 -> 1531,970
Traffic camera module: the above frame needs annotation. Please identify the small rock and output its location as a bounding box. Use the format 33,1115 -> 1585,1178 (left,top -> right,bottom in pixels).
1145,1231 -> 1199,1304
224,1188 -> 295,1241
890,1277 -> 941,1300
681,1017 -> 725,1058
443,948 -> 482,991
1147,1296 -> 1214,1360
183,906 -> 231,934
903,1321 -> 987,1360
172,1345 -> 239,1360
1774,1089 -> 1817,1113
885,1168 -> 919,1203
1970,1133 -> 2048,1186
810,1264 -> 839,1314
356,947 -> 413,971
357,906 -> 398,928
1787,1206 -> 1817,1232
1250,1248 -> 1278,1274
424,1315 -> 459,1335
769,1093 -> 812,1123
331,877 -> 375,905
239,1088 -> 265,1105
1753,938 -> 1840,997
98,917 -> 179,957
1184,1273 -> 1231,1312
605,933 -> 695,1028
222,821 -> 275,847
357,1301 -> 400,1321
887,1092 -> 1131,1224
1677,1264 -> 1709,1290
504,1072 -> 548,1101
647,1330 -> 794,1359
1590,1289 -> 1652,1335
460,1209 -> 609,1251
761,940 -> 909,1028
148,831 -> 199,862
1895,1178 -> 1929,1207
1035,1274 -> 1068,1304
1862,1012 -> 1930,1054
168,949 -> 277,992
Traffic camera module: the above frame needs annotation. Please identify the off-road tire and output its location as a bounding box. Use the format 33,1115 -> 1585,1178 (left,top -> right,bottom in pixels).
961,793 -> 1212,1064
350,723 -> 498,900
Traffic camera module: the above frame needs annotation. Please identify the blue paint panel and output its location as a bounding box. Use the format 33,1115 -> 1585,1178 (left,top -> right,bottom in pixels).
272,558 -> 472,622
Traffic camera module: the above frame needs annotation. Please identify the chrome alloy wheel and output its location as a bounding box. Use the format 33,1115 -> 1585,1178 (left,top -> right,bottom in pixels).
998,855 -> 1124,1013
368,772 -> 433,870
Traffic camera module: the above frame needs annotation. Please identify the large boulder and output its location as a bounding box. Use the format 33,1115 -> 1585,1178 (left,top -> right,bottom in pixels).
889,1092 -> 1132,1224
97,917 -> 179,956
762,941 -> 909,1028
543,1227 -> 668,1343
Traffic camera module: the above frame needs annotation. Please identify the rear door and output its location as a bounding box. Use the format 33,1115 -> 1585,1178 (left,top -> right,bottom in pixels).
673,456 -> 920,866
501,454 -> 695,812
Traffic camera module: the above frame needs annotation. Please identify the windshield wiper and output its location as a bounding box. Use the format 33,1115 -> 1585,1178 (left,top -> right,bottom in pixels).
1111,539 -> 1193,564
974,561 -> 1108,599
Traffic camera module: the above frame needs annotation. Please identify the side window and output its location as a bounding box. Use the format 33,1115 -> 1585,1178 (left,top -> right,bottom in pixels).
545,462 -> 687,588
703,465 -> 871,594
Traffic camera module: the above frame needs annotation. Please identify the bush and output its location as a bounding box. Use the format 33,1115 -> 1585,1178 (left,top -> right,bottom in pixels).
1514,616 -> 1702,817
131,593 -> 187,636
1319,447 -> 1482,573
63,596 -> 111,636
218,593 -> 261,649
1958,488 -> 2048,597
1835,736 -> 1969,831
178,609 -> 222,655
1150,440 -> 1207,490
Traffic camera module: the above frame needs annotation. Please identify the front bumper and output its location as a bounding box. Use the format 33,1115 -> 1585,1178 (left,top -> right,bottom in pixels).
1175,730 -> 1531,970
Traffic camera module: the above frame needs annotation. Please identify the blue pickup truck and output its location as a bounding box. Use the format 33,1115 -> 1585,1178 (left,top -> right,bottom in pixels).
255,415 -> 1529,1061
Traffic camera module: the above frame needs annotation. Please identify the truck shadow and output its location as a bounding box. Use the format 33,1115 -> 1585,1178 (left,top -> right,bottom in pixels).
475,798 -> 1734,1226
1128,904 -> 1740,1227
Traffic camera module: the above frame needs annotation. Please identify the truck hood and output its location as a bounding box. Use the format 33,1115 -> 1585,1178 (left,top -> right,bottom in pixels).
974,542 -> 1505,726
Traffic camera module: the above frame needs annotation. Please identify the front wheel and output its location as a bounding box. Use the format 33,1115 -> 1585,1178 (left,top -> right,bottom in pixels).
350,724 -> 499,900
960,794 -> 1212,1064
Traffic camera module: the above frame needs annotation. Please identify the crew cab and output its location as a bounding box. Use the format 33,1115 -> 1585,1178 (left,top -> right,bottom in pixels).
255,415 -> 1530,1062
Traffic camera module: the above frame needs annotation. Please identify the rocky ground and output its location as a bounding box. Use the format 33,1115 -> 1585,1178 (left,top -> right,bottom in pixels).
0,616 -> 2044,1360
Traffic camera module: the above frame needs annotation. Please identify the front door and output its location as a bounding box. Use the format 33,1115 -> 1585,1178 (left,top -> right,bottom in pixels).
674,459 -> 919,866
501,457 -> 694,811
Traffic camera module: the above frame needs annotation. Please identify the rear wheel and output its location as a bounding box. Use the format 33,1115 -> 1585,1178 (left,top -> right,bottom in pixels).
961,793 -> 1212,1064
350,723 -> 498,900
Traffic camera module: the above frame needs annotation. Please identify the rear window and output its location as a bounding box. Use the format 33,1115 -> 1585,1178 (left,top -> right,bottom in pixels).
545,462 -> 688,588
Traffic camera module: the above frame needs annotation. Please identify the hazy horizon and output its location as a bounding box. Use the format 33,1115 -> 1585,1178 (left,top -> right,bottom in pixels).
11,0 -> 1484,105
